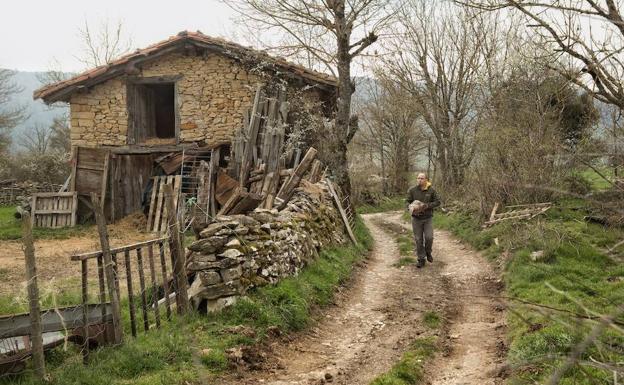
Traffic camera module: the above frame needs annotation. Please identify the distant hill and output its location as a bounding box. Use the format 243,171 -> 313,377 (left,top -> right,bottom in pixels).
5,71 -> 69,150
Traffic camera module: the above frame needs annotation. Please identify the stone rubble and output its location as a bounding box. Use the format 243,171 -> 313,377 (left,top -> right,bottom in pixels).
187,181 -> 347,312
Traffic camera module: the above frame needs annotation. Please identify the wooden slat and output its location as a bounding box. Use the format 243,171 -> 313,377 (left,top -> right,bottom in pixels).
159,241 -> 172,320
136,248 -> 149,332
146,177 -> 159,230
147,244 -> 161,328
152,178 -> 166,232
124,250 -> 137,338
70,237 -> 168,261
326,180 -> 358,245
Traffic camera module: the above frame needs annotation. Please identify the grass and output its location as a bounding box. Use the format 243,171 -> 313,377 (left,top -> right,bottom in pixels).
370,338 -> 436,385
356,195 -> 405,214
4,216 -> 373,385
422,311 -> 442,329
0,206 -> 91,240
578,167 -> 616,191
434,198 -> 624,384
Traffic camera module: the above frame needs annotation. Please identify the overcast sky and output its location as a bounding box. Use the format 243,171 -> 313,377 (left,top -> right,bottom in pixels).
0,0 -> 240,72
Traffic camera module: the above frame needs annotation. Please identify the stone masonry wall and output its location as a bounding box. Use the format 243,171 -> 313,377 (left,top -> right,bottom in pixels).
186,181 -> 346,311
69,52 -> 326,148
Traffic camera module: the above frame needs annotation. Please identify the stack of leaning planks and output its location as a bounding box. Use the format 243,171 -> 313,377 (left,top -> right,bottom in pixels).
194,85 -> 324,221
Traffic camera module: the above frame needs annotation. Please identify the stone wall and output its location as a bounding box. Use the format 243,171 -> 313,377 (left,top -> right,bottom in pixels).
69,52 -> 328,148
186,180 -> 346,311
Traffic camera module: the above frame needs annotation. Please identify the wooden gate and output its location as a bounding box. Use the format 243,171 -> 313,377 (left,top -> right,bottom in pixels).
31,192 -> 77,228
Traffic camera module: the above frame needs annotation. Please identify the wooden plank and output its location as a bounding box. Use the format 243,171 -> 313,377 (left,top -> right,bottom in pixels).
326,180 -> 358,245
229,192 -> 263,215
70,237 -> 168,261
146,177 -> 159,231
29,209 -> 74,215
208,147 -> 220,217
276,147 -> 318,209
159,240 -> 172,320
163,184 -> 189,314
31,192 -> 77,198
215,168 -> 238,205
81,260 -> 89,363
21,213 -> 45,379
217,187 -> 244,215
152,177 -> 165,232
100,151 -> 110,203
91,193 -> 123,344
124,249 -> 137,338
136,248 -> 149,332
238,85 -> 264,188
70,146 -> 77,192
147,244 -> 161,328
71,192 -> 78,227
489,202 -> 500,222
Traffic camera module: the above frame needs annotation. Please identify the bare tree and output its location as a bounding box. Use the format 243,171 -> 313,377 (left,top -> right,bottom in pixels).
76,18 -> 132,68
382,1 -> 511,189
0,69 -> 26,152
460,0 -> 624,110
226,0 -> 398,196
19,124 -> 53,155
355,76 -> 427,194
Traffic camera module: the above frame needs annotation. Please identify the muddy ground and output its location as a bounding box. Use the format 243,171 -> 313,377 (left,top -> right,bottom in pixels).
219,211 -> 508,385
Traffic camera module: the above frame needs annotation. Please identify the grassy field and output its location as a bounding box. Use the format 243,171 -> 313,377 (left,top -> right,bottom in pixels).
433,198 -> 624,384
356,196 -> 405,214
3,216 -> 373,385
0,206 -> 91,240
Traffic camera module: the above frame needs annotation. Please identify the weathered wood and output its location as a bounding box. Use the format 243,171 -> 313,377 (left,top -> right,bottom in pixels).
326,180 -> 358,245
147,177 -> 159,230
81,260 -> 89,363
70,146 -> 78,192
229,192 -> 263,215
96,256 -> 107,323
147,244 -> 161,328
158,241 -> 172,320
239,85 -> 264,188
100,151 -> 110,204
276,147 -> 318,208
208,147 -> 220,217
218,187 -> 245,215
21,213 -> 46,380
90,193 -> 123,344
71,237 -> 168,261
489,202 -> 500,222
136,248 -> 149,332
307,160 -> 322,183
124,249 -> 137,338
216,168 -> 239,206
163,184 -> 190,314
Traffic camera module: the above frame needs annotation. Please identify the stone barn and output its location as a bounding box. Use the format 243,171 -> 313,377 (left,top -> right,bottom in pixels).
34,31 -> 337,222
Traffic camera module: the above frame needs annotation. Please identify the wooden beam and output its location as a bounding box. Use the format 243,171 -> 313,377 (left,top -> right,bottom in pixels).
326,179 -> 358,245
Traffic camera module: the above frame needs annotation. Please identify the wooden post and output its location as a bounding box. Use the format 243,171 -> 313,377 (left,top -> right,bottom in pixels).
90,192 -> 123,344
136,248 -> 149,332
163,184 -> 189,314
21,214 -> 46,380
159,240 -> 172,320
147,244 -> 161,328
81,260 -> 89,363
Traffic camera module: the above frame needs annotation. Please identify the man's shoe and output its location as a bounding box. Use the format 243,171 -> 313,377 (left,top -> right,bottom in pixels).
416,259 -> 425,268
426,253 -> 433,263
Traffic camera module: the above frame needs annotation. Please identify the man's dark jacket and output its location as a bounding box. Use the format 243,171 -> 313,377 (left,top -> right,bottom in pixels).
406,182 -> 441,219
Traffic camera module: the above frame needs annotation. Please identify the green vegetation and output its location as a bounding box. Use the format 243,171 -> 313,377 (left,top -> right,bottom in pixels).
5,216 -> 373,385
422,311 -> 441,329
356,196 -> 405,214
0,206 -> 91,240
434,199 -> 624,384
370,338 -> 436,385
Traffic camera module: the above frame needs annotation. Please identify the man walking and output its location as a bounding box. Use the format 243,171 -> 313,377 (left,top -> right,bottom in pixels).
406,173 -> 441,268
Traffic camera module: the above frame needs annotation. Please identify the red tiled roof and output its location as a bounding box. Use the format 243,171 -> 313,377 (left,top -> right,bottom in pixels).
34,31 -> 338,103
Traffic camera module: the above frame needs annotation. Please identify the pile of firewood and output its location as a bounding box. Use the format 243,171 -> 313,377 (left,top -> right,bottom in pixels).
194,85 -> 324,220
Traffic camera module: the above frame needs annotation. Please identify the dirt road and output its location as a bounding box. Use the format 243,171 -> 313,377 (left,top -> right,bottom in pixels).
222,211 -> 507,385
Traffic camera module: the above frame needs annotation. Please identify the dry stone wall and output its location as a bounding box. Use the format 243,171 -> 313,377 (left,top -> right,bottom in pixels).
186,181 -> 346,311
69,52 -> 327,148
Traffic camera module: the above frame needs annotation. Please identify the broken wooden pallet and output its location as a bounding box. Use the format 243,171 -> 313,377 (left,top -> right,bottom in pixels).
483,202 -> 552,227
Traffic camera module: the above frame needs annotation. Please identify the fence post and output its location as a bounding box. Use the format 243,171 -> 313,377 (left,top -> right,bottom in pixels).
90,192 -> 123,344
22,213 -> 46,380
163,184 -> 189,314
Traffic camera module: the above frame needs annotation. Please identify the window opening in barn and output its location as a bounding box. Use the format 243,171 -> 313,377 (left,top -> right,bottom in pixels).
128,81 -> 177,144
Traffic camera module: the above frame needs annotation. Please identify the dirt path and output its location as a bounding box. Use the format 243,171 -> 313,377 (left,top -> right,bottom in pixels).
221,212 -> 506,385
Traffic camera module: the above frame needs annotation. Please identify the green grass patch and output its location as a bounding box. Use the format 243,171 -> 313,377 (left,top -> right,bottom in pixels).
370,338 -> 436,385
578,167 -> 616,191
422,311 -> 441,329
396,235 -> 414,257
435,199 -> 624,384
0,206 -> 92,240
6,216 -> 373,385
356,196 -> 405,214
